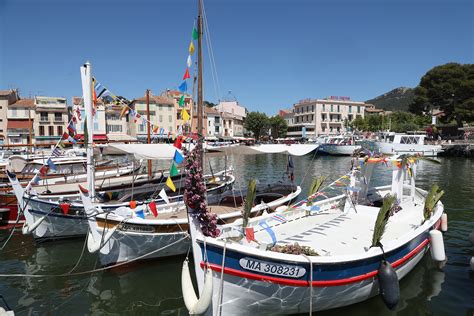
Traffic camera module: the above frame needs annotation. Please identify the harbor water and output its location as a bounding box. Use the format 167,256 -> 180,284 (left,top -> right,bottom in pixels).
0,155 -> 473,315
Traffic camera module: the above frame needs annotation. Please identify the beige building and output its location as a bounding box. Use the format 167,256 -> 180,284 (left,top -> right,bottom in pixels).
215,101 -> 246,137
164,90 -> 193,135
71,97 -> 108,141
205,107 -> 221,137
130,94 -> 175,140
34,96 -> 69,144
287,97 -> 367,138
105,104 -> 134,141
7,98 -> 35,145
0,89 -> 20,144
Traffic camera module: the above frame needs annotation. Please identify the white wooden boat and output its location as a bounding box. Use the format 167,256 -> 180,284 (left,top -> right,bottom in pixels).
372,133 -> 442,157
80,182 -> 300,266
318,135 -> 361,156
185,156 -> 446,314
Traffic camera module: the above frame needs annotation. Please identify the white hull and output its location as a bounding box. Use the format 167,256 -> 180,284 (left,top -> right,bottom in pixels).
373,142 -> 443,157
319,144 -> 361,156
206,246 -> 427,315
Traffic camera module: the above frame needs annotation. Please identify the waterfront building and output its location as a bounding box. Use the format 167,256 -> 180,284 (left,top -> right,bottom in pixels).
105,104 -> 134,141
287,96 -> 367,138
0,89 -> 20,144
205,106 -> 222,138
130,93 -> 175,141
7,98 -> 35,145
215,101 -> 246,137
164,90 -> 193,135
279,109 -> 294,126
72,97 -> 108,141
34,96 -> 68,144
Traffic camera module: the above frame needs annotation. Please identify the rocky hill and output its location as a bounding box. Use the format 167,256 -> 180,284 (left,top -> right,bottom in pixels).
366,87 -> 415,112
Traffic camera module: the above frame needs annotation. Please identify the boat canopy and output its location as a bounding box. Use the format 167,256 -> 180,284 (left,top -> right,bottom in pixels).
96,144 -> 192,160
209,144 -> 318,156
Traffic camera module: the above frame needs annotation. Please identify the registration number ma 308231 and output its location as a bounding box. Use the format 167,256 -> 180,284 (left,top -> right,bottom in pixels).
239,257 -> 306,278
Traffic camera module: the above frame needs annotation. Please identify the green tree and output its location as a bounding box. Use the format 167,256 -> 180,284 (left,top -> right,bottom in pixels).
204,101 -> 216,108
244,112 -> 270,140
409,63 -> 474,126
352,116 -> 367,131
269,115 -> 288,138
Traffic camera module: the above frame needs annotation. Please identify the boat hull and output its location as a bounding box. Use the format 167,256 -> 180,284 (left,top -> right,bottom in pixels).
318,144 -> 360,156
194,225 -> 436,315
372,142 -> 442,157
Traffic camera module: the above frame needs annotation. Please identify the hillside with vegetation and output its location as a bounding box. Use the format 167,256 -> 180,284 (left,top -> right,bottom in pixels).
366,87 -> 415,111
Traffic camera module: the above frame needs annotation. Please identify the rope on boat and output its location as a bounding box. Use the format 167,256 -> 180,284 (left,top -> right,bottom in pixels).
217,239 -> 227,316
302,254 -> 313,315
0,234 -> 189,278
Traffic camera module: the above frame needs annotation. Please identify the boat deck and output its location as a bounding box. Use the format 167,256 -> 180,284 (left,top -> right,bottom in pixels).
252,198 -> 425,256
145,204 -> 243,220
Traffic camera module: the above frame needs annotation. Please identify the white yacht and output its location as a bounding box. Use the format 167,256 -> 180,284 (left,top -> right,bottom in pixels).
372,133 -> 443,157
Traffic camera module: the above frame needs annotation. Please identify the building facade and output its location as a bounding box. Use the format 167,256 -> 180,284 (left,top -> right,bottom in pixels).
0,89 -> 20,144
205,107 -> 221,137
130,94 -> 176,140
34,96 -> 68,144
215,101 -> 246,137
7,98 -> 35,145
287,97 -> 367,138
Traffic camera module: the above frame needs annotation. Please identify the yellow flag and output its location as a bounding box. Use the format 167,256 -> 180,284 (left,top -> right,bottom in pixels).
182,109 -> 190,122
166,176 -> 176,192
189,41 -> 195,54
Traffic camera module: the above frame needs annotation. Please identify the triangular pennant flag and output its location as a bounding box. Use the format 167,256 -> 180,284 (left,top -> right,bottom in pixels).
245,227 -> 255,242
192,27 -> 199,40
181,109 -> 190,122
129,200 -> 137,209
189,41 -> 195,54
59,203 -> 70,215
148,201 -> 158,217
187,55 -> 192,68
170,163 -> 179,177
174,150 -> 184,164
178,95 -> 185,107
62,132 -> 69,140
39,165 -> 49,176
166,177 -> 176,192
119,106 -> 129,119
183,68 -> 190,80
135,209 -> 145,219
32,174 -> 41,185
178,80 -> 187,93
174,136 -> 182,149
159,188 -> 170,205
153,126 -> 159,134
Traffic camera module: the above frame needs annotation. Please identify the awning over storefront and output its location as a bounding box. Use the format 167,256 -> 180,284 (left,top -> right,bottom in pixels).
7,120 -> 32,129
75,134 -> 108,141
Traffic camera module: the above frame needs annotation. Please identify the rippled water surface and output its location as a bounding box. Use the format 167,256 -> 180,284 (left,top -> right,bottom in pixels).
0,154 -> 473,315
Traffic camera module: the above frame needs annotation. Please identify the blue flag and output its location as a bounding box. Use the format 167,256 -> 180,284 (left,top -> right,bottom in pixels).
135,209 -> 145,219
173,150 -> 184,164
47,158 -> 57,171
178,80 -> 187,93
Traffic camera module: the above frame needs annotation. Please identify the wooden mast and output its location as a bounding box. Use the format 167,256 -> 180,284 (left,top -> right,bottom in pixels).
146,89 -> 152,180
197,0 -> 204,171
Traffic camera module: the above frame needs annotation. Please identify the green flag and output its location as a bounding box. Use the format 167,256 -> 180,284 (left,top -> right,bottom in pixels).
170,163 -> 179,177
192,27 -> 199,40
178,95 -> 185,107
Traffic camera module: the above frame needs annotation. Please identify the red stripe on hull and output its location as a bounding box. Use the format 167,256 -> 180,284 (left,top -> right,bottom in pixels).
200,238 -> 429,287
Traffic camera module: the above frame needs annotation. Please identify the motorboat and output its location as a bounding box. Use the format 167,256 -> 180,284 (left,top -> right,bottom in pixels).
370,133 -> 443,157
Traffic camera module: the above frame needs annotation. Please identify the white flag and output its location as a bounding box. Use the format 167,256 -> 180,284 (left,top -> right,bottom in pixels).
187,55 -> 192,68
159,188 -> 170,205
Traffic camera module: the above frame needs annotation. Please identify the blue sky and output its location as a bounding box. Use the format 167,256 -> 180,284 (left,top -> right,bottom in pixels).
1,0 -> 472,114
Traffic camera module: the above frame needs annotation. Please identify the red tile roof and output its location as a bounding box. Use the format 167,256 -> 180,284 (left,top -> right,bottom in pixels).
10,99 -> 35,107
7,120 -> 33,129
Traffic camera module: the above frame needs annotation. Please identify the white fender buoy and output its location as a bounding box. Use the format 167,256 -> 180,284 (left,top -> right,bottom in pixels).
87,225 -> 118,254
440,213 -> 448,232
22,215 -> 47,234
429,230 -> 446,262
182,260 -> 213,315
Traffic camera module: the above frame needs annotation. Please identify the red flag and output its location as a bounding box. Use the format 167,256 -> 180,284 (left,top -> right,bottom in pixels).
148,201 -> 158,217
174,136 -> 182,149
245,227 -> 255,242
183,68 -> 190,80
39,165 -> 49,176
129,200 -> 137,209
62,132 -> 69,140
78,185 -> 89,194
59,203 -> 70,215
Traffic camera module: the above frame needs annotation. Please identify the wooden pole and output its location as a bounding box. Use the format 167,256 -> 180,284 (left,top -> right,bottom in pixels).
146,89 -> 152,180
197,0 -> 204,171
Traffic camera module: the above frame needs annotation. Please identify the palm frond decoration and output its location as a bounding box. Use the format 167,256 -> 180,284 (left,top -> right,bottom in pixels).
306,176 -> 326,206
371,194 -> 397,248
242,179 -> 257,230
423,184 -> 444,221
